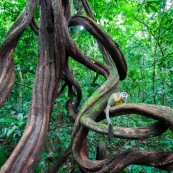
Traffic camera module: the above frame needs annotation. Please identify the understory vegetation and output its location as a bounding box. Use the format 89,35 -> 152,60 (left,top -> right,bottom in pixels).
0,0 -> 173,172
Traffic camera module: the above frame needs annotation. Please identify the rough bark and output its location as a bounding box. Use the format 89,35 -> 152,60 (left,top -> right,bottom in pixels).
96,141 -> 107,160
0,0 -> 173,172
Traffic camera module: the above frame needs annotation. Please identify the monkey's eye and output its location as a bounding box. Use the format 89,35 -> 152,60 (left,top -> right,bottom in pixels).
122,94 -> 127,99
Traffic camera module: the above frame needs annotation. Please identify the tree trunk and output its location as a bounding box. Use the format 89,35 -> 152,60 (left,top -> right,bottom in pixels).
0,0 -> 173,172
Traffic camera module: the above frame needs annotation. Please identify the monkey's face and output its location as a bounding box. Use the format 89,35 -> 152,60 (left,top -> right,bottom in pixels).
121,92 -> 128,101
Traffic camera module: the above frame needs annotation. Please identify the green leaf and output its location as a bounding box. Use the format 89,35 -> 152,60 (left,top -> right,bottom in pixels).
17,113 -> 24,122
10,111 -> 16,115
17,122 -> 25,127
0,147 -> 6,168
149,4 -> 158,12
7,126 -> 18,137
0,118 -> 18,124
34,161 -> 44,173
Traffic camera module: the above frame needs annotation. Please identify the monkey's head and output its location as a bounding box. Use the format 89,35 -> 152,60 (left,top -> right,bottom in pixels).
121,92 -> 128,101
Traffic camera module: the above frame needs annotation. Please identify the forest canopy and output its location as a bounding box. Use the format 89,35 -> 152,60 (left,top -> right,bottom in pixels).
0,0 -> 173,172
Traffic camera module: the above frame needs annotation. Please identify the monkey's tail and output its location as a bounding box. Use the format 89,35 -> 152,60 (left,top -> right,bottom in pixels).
108,123 -> 114,138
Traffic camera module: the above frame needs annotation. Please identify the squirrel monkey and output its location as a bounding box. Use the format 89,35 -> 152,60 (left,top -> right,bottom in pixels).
105,92 -> 128,138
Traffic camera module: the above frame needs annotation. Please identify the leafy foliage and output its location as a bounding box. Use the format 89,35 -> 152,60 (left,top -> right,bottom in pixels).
0,0 -> 173,172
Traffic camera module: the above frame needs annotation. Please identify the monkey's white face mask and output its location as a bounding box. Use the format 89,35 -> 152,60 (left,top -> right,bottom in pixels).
121,92 -> 128,100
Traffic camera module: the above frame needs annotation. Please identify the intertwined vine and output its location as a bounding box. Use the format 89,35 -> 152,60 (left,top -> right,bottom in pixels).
0,0 -> 173,172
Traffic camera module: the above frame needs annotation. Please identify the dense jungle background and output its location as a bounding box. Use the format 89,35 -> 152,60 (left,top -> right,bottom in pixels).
0,0 -> 173,172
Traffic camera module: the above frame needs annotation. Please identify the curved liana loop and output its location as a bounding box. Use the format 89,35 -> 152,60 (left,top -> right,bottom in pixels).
81,103 -> 173,139
66,35 -> 109,78
69,15 -> 127,80
30,18 -> 39,35
72,78 -> 173,172
63,65 -> 82,121
70,51 -> 173,172
71,64 -> 120,170
73,126 -> 173,172
81,0 -> 113,65
0,0 -> 38,108
0,0 -> 172,172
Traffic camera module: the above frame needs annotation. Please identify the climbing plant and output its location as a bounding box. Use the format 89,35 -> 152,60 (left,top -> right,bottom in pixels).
0,0 -> 173,172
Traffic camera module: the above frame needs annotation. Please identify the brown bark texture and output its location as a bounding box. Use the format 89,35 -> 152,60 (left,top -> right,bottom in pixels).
0,0 -> 173,172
